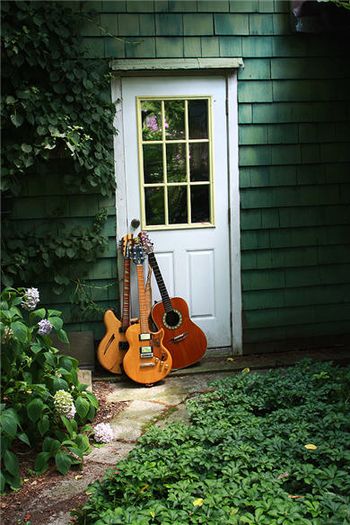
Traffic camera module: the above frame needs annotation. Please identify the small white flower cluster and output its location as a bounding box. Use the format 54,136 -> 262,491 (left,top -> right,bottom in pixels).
37,319 -> 53,336
1,326 -> 14,343
21,287 -> 40,311
53,390 -> 76,420
93,422 -> 114,444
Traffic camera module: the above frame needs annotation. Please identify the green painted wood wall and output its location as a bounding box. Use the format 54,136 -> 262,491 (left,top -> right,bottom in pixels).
12,0 -> 350,353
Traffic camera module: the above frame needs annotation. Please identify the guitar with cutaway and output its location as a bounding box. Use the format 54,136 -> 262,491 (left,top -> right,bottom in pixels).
97,234 -> 133,374
123,240 -> 172,384
139,231 -> 207,370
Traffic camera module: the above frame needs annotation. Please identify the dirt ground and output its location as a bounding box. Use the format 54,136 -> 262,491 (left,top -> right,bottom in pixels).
0,381 -> 127,525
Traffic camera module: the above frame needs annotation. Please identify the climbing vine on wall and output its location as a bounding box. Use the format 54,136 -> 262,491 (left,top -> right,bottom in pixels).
1,0 -> 115,196
1,1 -> 116,304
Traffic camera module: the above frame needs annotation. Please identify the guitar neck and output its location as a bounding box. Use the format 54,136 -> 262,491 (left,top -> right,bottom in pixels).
136,264 -> 150,333
148,253 -> 172,312
121,257 -> 131,330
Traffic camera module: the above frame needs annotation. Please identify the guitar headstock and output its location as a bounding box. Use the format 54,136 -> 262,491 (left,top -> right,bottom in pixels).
138,230 -> 154,254
120,234 -> 133,258
131,239 -> 145,265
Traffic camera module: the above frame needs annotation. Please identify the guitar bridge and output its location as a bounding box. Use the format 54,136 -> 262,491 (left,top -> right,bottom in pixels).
171,332 -> 189,343
140,362 -> 156,368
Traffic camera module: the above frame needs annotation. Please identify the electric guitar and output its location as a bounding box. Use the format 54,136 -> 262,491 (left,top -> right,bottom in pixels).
123,240 -> 172,384
139,231 -> 207,369
97,234 -> 133,374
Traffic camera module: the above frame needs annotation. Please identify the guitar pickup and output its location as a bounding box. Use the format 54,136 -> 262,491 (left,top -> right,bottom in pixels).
140,346 -> 153,358
139,333 -> 151,341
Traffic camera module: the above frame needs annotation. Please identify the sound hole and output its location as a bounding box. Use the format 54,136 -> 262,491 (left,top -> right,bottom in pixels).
163,309 -> 182,330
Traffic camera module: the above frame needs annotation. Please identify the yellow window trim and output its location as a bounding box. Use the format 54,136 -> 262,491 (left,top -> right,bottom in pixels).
136,95 -> 215,230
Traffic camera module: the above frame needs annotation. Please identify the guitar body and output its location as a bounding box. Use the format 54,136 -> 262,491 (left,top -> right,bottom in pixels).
123,323 -> 172,384
151,297 -> 207,369
97,310 -> 128,374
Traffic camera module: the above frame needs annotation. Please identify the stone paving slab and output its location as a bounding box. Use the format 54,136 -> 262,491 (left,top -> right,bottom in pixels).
109,399 -> 169,441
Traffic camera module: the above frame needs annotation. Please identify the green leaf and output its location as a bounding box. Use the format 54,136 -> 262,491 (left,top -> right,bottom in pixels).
34,451 -> 51,474
38,415 -> 50,436
18,432 -> 31,447
0,471 -> 5,493
59,356 -> 73,371
56,329 -> 69,344
47,309 -> 62,317
4,450 -> 19,478
26,398 -> 44,423
30,342 -> 43,354
60,415 -> 75,435
75,396 -> 90,419
21,143 -> 33,153
10,320 -> 28,342
37,125 -> 46,135
10,113 -> 24,127
5,96 -> 16,105
53,377 -> 69,392
31,308 -> 46,319
55,247 -> 65,257
42,437 -> 61,454
53,275 -> 70,285
0,408 -> 20,438
44,352 -> 57,367
48,316 -> 63,330
55,451 -> 73,475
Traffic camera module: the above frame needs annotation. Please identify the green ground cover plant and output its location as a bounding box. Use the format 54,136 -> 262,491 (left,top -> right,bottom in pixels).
0,287 -> 99,493
74,360 -> 350,525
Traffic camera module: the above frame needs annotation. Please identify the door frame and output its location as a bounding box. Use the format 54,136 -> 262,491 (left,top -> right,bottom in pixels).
111,61 -> 243,355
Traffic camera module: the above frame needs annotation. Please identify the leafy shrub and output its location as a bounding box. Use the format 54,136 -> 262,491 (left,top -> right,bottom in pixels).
74,360 -> 350,524
0,287 -> 99,493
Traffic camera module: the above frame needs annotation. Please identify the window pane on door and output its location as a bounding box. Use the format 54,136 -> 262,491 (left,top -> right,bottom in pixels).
167,143 -> 187,182
189,143 -> 209,182
145,187 -> 165,225
168,186 -> 187,224
165,100 -> 185,140
143,144 -> 164,183
191,185 -> 210,223
142,100 -> 162,141
188,99 -> 208,139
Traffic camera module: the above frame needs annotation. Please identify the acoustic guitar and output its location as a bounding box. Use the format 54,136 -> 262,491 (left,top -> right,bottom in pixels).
123,240 -> 172,385
97,234 -> 133,374
139,231 -> 207,370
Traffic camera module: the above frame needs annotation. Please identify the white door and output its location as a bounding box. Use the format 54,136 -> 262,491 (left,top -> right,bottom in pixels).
120,75 -> 232,348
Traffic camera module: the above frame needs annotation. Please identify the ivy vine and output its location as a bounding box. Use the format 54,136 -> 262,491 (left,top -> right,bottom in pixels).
1,1 -> 117,314
1,0 -> 115,196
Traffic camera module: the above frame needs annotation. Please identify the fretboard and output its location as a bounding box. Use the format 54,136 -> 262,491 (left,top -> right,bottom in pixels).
121,258 -> 131,330
148,252 -> 172,312
136,264 -> 150,333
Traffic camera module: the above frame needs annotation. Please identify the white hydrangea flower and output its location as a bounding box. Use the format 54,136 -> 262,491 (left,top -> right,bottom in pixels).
93,423 -> 114,444
66,404 -> 76,420
21,287 -> 40,311
37,319 -> 53,336
53,390 -> 76,419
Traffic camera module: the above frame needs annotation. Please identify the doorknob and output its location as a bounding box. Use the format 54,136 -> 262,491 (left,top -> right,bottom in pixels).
131,218 -> 140,229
